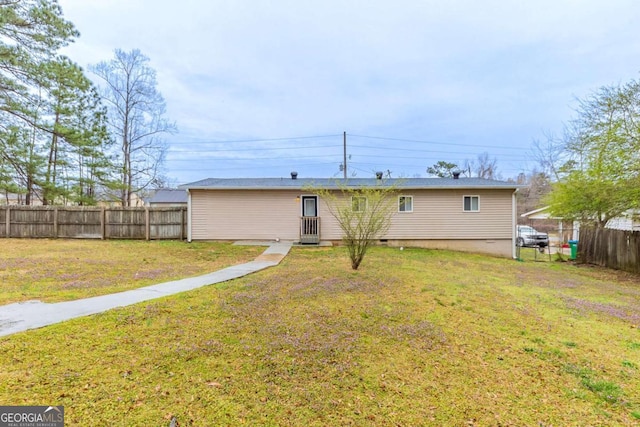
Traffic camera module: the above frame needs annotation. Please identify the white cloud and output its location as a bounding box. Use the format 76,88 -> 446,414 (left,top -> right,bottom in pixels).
57,0 -> 640,182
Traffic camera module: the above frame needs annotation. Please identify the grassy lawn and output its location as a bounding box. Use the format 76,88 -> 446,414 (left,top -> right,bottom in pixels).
0,239 -> 263,304
1,245 -> 639,425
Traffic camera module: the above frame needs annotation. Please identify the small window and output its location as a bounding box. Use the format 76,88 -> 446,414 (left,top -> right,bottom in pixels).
352,196 -> 367,212
398,196 -> 413,212
463,195 -> 479,212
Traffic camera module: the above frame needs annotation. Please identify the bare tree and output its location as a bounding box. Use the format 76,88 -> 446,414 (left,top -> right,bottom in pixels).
530,131 -> 571,181
515,169 -> 552,217
475,152 -> 499,179
90,49 -> 176,206
307,180 -> 398,270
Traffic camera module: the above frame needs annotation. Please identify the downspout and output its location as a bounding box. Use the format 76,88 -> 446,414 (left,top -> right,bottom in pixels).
187,189 -> 192,243
512,189 -> 518,259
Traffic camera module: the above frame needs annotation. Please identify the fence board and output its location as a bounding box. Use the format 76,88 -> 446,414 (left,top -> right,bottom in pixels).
10,207 -> 55,238
57,208 -> 102,238
0,206 -> 187,240
579,227 -> 640,274
149,209 -> 187,239
105,208 -> 146,239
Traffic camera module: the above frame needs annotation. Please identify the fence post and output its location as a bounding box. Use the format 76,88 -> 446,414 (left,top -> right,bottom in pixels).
180,207 -> 185,240
4,207 -> 9,238
53,207 -> 59,238
101,207 -> 106,240
145,207 -> 150,241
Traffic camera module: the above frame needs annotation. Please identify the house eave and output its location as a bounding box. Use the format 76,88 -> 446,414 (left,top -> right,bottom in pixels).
183,182 -> 522,192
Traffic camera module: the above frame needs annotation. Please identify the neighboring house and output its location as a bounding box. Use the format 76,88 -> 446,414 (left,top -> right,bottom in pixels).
605,210 -> 640,231
521,206 -> 640,242
95,192 -> 145,207
182,174 -> 521,258
1,192 -> 43,206
147,188 -> 188,207
520,206 -> 574,244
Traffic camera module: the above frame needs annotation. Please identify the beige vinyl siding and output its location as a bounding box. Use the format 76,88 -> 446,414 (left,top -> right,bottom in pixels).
317,189 -> 513,240
315,196 -> 341,239
385,189 -> 513,239
190,189 -> 303,240
190,188 -> 514,242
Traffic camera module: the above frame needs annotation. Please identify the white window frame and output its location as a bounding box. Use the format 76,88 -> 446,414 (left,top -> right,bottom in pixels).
351,196 -> 367,212
463,195 -> 480,212
398,195 -> 413,213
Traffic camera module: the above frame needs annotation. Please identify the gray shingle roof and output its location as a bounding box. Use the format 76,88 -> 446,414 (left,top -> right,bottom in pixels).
180,177 -> 521,190
148,189 -> 188,203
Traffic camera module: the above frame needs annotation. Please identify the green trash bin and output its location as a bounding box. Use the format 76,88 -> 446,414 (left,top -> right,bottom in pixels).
568,240 -> 578,260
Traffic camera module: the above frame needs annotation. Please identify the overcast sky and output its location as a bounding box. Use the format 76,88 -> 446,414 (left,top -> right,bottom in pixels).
57,0 -> 640,184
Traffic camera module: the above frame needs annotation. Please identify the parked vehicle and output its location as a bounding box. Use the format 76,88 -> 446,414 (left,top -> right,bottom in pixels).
516,225 -> 549,248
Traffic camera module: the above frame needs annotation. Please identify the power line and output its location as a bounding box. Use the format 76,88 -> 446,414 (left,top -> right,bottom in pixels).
166,147 -> 529,162
348,160 -> 527,172
161,131 -> 537,179
168,144 -> 342,154
168,133 -> 342,145
164,132 -> 527,157
165,161 -> 341,173
347,144 -> 528,159
167,154 -> 343,162
166,139 -> 527,158
349,133 -> 525,151
166,132 -> 524,152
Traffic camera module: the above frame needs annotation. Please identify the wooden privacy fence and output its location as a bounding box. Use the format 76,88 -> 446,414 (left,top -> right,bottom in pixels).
579,227 -> 640,274
0,206 -> 187,240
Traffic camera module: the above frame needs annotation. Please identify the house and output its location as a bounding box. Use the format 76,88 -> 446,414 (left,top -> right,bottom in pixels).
146,188 -> 188,207
521,206 -> 640,243
603,210 -> 640,232
0,192 -> 43,206
95,192 -> 145,207
182,174 -> 521,258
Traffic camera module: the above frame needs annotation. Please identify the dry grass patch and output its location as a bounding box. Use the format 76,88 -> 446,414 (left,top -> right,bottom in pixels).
0,246 -> 639,425
0,239 -> 263,304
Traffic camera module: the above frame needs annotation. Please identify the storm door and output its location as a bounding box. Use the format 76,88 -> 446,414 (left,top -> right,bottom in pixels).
300,196 -> 320,244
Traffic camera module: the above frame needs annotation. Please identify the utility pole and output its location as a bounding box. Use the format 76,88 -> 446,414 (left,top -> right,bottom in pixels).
343,131 -> 347,179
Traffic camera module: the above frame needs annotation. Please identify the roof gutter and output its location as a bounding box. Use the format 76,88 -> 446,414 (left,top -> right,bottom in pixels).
184,185 -> 523,191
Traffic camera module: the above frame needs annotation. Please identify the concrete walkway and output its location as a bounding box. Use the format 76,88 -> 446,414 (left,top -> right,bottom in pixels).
0,241 -> 292,338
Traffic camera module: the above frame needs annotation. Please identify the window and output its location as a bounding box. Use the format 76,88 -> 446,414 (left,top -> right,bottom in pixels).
351,196 -> 367,212
398,196 -> 413,212
463,195 -> 479,212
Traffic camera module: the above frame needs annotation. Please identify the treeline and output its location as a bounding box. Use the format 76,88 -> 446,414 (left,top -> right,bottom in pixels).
0,1 -> 173,207
543,78 -> 640,227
